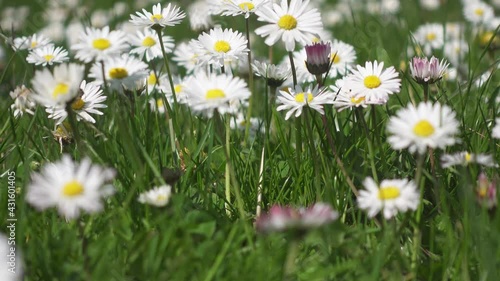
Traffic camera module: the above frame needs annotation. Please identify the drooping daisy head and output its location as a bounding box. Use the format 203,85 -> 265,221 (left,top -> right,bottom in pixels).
276,85 -> 334,120
255,0 -> 324,51
252,60 -> 291,88
71,26 -> 128,63
31,63 -> 84,107
215,0 -> 271,19
47,80 -> 108,125
183,72 -> 251,117
138,185 -> 172,207
357,177 -> 420,219
9,85 -> 36,118
130,3 -> 186,30
89,54 -> 149,92
26,45 -> 69,66
193,27 -> 249,68
26,155 -> 116,220
387,102 -> 460,154
129,28 -> 175,61
346,60 -> 401,103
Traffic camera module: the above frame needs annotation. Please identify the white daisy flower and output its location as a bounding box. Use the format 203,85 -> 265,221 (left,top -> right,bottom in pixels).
216,0 -> 271,19
89,54 -> 149,92
357,177 -> 420,219
183,72 -> 251,117
387,102 -> 460,154
9,85 -> 36,118
288,48 -> 316,84
409,56 -> 449,84
187,0 -> 214,31
420,0 -> 441,10
193,27 -> 249,68
254,0 -> 324,51
149,95 -> 172,114
71,26 -> 128,63
138,185 -> 172,207
330,77 -> 386,112
31,63 -> 84,107
157,75 -> 187,103
492,118 -> 500,139
276,85 -> 333,120
130,3 -> 186,29
144,70 -> 166,94
444,39 -> 468,66
252,60 -> 291,88
441,151 -> 498,168
463,1 -> 494,25
346,60 -> 401,103
444,22 -> 465,40
412,23 -> 444,55
12,33 -> 52,51
173,41 -> 201,74
328,39 -> 357,78
26,155 -> 116,220
46,80 -> 108,124
129,28 -> 175,61
26,45 -> 69,66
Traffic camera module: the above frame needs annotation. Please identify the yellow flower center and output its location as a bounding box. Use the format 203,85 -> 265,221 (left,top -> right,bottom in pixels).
43,54 -> 54,61
206,89 -> 226,99
378,186 -> 401,200
331,53 -> 341,64
156,98 -> 164,108
62,180 -> 84,197
474,8 -> 484,16
142,36 -> 156,47
109,67 -> 129,79
478,187 -> 487,198
174,84 -> 182,94
277,14 -> 297,30
413,120 -> 435,137
148,73 -> 157,85
151,14 -> 163,21
350,96 -> 365,104
92,38 -> 111,50
214,40 -> 231,53
364,75 -> 381,89
464,152 -> 472,162
52,83 -> 69,98
238,2 -> 255,10
31,41 -> 38,48
479,31 -> 495,46
156,194 -> 167,202
294,92 -> 313,103
71,98 -> 85,110
426,32 -> 436,42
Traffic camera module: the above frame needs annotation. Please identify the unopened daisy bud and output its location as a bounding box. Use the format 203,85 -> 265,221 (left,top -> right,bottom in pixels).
476,173 -> 497,209
409,56 -> 449,84
305,41 -> 331,75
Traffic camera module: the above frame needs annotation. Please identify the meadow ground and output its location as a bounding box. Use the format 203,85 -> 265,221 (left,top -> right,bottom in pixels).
0,0 -> 499,280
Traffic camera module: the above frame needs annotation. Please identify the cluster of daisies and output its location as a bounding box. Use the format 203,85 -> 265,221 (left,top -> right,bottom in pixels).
2,0 -> 498,234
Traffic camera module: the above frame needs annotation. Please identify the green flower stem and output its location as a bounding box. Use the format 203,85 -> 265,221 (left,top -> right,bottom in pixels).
283,238 -> 300,281
411,152 -> 426,278
304,108 -> 321,200
356,108 -> 378,183
65,102 -> 84,153
155,28 -> 179,166
225,113 -> 231,216
243,17 -> 255,143
256,146 -> 265,218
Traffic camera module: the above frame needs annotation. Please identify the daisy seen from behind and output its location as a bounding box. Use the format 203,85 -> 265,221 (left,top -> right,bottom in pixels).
26,154 -> 116,220
129,28 -> 175,61
346,60 -> 401,103
387,102 -> 460,154
71,26 -> 128,63
31,63 -> 84,107
138,185 -> 172,207
193,27 -> 249,68
46,80 -> 108,125
183,72 -> 251,117
9,85 -> 36,118
254,0 -> 323,51
26,45 -> 69,66
130,3 -> 186,30
357,177 -> 420,219
89,54 -> 149,92
276,85 -> 333,120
